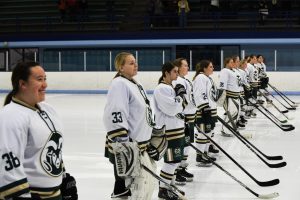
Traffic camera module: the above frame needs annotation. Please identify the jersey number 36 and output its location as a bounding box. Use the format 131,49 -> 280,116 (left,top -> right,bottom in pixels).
2,152 -> 21,171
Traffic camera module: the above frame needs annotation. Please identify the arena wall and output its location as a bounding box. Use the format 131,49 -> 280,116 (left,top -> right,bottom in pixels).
0,72 -> 299,94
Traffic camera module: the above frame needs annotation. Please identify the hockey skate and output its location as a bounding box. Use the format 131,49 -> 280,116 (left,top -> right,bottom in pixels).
208,144 -> 219,154
177,167 -> 193,182
196,154 -> 213,167
174,173 -> 186,185
221,130 -> 233,137
158,187 -> 180,200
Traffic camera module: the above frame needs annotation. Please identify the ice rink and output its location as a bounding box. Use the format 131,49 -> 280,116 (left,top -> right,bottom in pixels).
1,93 -> 299,200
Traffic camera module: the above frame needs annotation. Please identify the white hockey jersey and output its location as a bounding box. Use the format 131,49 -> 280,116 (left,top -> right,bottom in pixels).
172,76 -> 197,122
219,68 -> 240,98
103,76 -> 154,154
237,68 -> 250,92
153,82 -> 185,140
0,98 -> 64,199
247,63 -> 259,87
193,73 -> 218,110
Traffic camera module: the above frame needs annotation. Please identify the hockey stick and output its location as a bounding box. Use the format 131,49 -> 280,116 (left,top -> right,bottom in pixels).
248,102 -> 295,132
142,165 -> 188,200
217,116 -> 285,162
255,101 -> 288,124
195,125 -> 279,187
268,83 -> 299,107
266,86 -> 296,110
260,90 -> 289,115
189,143 -> 279,199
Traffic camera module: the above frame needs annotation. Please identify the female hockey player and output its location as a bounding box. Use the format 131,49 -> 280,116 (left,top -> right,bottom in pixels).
153,61 -> 186,200
103,52 -> 165,200
193,60 -> 219,167
219,57 -> 241,136
172,58 -> 196,182
0,61 -> 77,200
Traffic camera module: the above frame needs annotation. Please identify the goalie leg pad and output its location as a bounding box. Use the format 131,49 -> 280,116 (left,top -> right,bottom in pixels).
129,152 -> 157,200
112,142 -> 141,178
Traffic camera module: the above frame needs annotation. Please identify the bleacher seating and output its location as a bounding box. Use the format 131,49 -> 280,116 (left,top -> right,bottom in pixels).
0,0 -> 133,34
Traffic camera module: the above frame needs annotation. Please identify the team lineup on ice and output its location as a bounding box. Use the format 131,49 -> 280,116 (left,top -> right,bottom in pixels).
0,55 -> 300,200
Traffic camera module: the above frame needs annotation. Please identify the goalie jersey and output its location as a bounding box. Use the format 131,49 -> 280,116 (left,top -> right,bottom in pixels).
103,76 -> 155,162
219,68 -> 240,98
0,98 -> 64,200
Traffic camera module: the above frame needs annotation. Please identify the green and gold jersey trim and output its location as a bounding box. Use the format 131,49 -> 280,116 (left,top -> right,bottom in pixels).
185,114 -> 196,123
0,178 -> 30,199
226,90 -> 240,98
107,128 -> 128,141
165,128 -> 185,141
30,185 -> 61,199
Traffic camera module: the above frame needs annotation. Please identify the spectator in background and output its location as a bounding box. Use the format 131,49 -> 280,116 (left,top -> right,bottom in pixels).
66,0 -> 79,21
258,0 -> 269,25
178,0 -> 190,28
79,0 -> 88,21
57,0 -> 67,23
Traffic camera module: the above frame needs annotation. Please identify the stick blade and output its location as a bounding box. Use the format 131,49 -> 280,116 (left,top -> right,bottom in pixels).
258,192 -> 279,199
281,110 -> 289,113
258,179 -> 280,187
266,155 -> 283,161
269,161 -> 287,168
282,126 -> 295,132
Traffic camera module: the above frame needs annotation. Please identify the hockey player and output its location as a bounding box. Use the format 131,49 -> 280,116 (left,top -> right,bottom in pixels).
219,57 -> 241,137
193,60 -> 219,166
256,55 -> 270,103
103,52 -> 165,200
246,55 -> 260,117
172,58 -> 196,182
238,58 -> 251,124
232,55 -> 246,129
153,61 -> 186,199
0,61 -> 77,200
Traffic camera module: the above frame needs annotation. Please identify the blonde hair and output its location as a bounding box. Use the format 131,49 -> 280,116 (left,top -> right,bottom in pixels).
114,52 -> 133,72
239,59 -> 247,69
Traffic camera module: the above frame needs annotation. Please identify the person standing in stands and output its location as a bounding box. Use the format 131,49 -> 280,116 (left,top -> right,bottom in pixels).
58,0 -> 67,23
178,0 -> 190,28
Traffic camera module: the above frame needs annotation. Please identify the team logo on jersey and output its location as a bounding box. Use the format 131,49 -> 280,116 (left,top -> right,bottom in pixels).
146,106 -> 156,127
236,75 -> 243,87
210,86 -> 218,102
41,131 -> 63,177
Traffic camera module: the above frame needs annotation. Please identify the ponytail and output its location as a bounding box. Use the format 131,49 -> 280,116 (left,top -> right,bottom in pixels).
4,91 -> 15,106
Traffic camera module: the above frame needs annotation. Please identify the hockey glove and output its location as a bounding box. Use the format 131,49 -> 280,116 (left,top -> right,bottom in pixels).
61,173 -> 78,200
174,84 -> 187,98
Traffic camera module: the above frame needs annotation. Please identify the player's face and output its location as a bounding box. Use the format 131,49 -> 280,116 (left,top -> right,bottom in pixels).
251,56 -> 257,64
179,60 -> 189,76
204,62 -> 214,76
169,66 -> 179,81
227,59 -> 234,69
121,55 -> 138,79
234,58 -> 240,68
257,56 -> 263,63
20,66 -> 47,106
